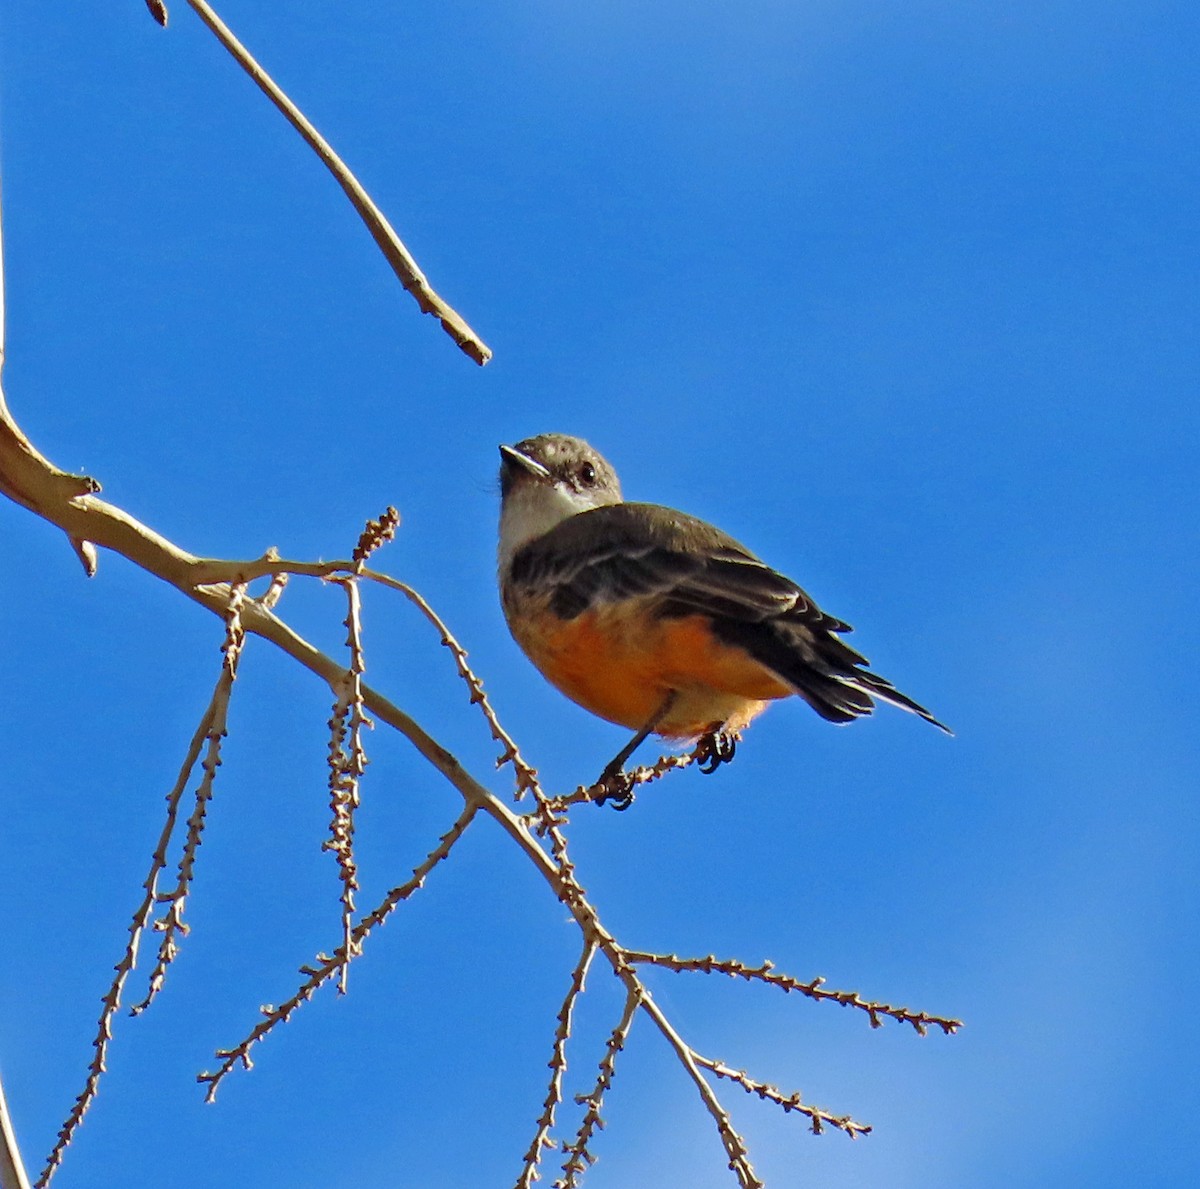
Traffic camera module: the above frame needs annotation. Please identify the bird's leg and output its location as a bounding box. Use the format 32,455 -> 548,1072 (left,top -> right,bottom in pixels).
601,691 -> 679,779
593,690 -> 678,810
694,725 -> 738,774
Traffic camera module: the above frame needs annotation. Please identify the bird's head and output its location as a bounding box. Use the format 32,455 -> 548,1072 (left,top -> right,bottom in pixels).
498,434 -> 622,566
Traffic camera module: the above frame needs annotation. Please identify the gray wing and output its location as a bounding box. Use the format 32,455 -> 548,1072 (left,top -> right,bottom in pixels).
507,503 -> 949,731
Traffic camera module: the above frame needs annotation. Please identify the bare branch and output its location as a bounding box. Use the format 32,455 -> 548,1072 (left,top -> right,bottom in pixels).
38,591 -> 245,1187
554,988 -> 639,1189
365,570 -> 544,801
0,16 -> 969,1185
546,748 -> 700,813
130,588 -> 247,1016
624,952 -> 963,1036
0,372 -> 961,1184
323,577 -> 370,993
630,990 -> 763,1189
199,802 -> 478,1101
180,1 -> 491,365
260,568 -> 288,609
0,381 -> 99,523
0,1070 -> 32,1189
104,553 -> 545,800
693,1054 -> 871,1139
0,390 -> 552,876
515,941 -> 598,1189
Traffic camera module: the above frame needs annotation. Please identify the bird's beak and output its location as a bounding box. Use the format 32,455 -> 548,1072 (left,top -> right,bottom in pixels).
499,444 -> 551,480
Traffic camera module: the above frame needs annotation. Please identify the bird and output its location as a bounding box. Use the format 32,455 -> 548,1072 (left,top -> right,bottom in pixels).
497,433 -> 948,807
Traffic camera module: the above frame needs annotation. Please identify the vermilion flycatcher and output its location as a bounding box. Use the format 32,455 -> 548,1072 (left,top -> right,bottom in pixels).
498,434 -> 948,805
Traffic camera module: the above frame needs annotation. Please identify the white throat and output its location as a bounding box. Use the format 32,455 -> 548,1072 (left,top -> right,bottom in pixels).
498,482 -> 597,572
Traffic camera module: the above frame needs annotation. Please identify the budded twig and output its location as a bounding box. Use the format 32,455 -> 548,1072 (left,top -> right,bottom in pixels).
37,590 -> 247,1188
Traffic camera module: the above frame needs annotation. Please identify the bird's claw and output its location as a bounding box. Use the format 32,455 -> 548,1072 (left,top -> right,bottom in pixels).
592,766 -> 636,811
694,728 -> 738,774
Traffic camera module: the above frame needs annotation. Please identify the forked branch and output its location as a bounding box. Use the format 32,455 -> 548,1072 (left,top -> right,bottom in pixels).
36,590 -> 246,1188
1,194 -> 958,1189
1,396 -> 960,1185
555,989 -> 639,1189
515,941 -> 598,1189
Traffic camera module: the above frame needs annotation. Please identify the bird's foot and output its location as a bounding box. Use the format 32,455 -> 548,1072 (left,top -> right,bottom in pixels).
694,728 -> 738,774
591,764 -> 637,811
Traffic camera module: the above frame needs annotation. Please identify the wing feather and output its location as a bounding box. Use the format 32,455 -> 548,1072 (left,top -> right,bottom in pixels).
505,502 -> 948,732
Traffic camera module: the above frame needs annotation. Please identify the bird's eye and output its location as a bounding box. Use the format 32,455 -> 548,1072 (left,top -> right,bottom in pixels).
579,462 -> 597,486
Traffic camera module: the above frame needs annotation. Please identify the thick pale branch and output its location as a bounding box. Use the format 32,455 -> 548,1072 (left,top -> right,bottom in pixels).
0,385 -> 98,513
0,1071 -> 32,1189
0,385 -> 562,898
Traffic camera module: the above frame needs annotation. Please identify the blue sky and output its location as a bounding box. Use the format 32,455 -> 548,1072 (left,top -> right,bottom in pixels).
1,2 -> 1197,1186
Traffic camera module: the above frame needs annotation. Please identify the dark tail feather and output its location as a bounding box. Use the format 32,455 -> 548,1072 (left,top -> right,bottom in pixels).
714,618 -> 952,734
789,673 -> 873,725
854,670 -> 953,735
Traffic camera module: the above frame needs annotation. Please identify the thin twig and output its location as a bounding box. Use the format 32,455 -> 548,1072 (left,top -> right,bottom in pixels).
630,988 -> 763,1189
260,569 -> 288,609
364,570 -> 544,801
515,941 -> 598,1189
133,586 -> 247,1014
174,555 -> 543,802
198,802 -> 478,1101
624,952 -> 963,1036
315,509 -> 396,991
181,0 -> 491,364
554,989 -> 639,1189
324,577 -> 371,994
693,1054 -> 871,1139
546,749 -> 699,813
38,591 -> 246,1187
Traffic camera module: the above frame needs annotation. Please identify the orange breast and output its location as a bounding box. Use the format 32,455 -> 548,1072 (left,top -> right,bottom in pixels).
506,594 -> 792,736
